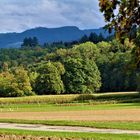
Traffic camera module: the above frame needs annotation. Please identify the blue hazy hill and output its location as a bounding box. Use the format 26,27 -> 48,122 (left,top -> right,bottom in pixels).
0,26 -> 112,48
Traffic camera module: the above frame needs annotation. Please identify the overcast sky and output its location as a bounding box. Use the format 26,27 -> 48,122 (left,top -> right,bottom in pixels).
0,0 -> 105,33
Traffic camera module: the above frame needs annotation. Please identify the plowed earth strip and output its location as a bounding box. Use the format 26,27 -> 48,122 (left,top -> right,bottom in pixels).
0,109 -> 140,121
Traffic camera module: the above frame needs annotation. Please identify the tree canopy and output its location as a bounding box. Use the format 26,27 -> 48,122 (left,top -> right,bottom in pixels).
63,58 -> 101,94
0,36 -> 139,96
34,62 -> 65,95
99,0 -> 140,42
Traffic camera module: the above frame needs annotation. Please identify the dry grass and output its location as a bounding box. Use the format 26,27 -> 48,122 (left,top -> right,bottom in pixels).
0,92 -> 139,105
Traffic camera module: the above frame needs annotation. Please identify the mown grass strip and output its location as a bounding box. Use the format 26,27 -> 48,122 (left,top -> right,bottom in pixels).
0,102 -> 140,112
0,128 -> 140,140
0,119 -> 140,131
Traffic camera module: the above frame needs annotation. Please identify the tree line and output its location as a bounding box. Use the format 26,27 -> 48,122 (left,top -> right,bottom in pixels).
0,31 -> 139,97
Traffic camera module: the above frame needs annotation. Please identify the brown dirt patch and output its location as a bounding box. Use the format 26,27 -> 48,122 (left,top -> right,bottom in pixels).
0,109 -> 140,121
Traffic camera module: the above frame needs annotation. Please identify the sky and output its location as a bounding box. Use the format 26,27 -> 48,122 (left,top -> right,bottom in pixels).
0,0 -> 105,33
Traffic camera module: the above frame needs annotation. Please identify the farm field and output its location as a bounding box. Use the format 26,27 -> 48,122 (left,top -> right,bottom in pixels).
0,102 -> 140,112
0,103 -> 140,121
0,92 -> 139,121
0,92 -> 140,139
0,109 -> 140,121
0,0 -> 139,139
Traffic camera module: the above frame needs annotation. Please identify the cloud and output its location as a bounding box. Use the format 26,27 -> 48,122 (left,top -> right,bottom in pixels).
0,0 -> 105,33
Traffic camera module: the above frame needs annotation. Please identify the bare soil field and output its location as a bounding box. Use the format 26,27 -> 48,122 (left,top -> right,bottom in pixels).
0,109 -> 140,121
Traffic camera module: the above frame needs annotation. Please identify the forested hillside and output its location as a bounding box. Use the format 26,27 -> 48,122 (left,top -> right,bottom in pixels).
0,30 -> 139,97
0,26 -> 112,48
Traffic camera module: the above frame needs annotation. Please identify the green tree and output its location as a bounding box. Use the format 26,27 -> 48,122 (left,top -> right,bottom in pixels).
136,73 -> 140,91
35,62 -> 65,95
98,33 -> 105,42
29,72 -> 39,90
132,28 -> 140,68
0,67 -> 33,97
73,42 -> 100,60
63,58 -> 101,94
97,41 -> 111,54
21,37 -> 39,49
13,67 -> 33,96
99,0 -> 139,42
0,72 -> 19,97
2,62 -> 9,72
99,0 -> 140,91
89,33 -> 99,43
96,40 -> 137,92
79,35 -> 89,43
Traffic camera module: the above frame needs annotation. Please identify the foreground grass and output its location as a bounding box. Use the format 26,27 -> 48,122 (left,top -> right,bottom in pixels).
0,119 -> 140,131
0,128 -> 140,140
0,92 -> 139,105
0,102 -> 140,112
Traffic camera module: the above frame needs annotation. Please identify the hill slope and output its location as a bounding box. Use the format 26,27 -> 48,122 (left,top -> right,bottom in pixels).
0,26 -> 112,48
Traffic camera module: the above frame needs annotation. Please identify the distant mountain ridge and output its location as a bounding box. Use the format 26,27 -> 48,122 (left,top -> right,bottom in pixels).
0,26 -> 112,48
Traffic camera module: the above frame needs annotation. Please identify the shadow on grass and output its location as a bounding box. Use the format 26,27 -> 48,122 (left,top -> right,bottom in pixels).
73,93 -> 140,104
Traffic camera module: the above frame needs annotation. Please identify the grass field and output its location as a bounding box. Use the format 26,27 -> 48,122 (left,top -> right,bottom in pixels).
0,102 -> 140,112
0,128 -> 140,140
0,92 -> 140,139
0,102 -> 140,129
0,102 -> 140,121
0,119 -> 140,131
